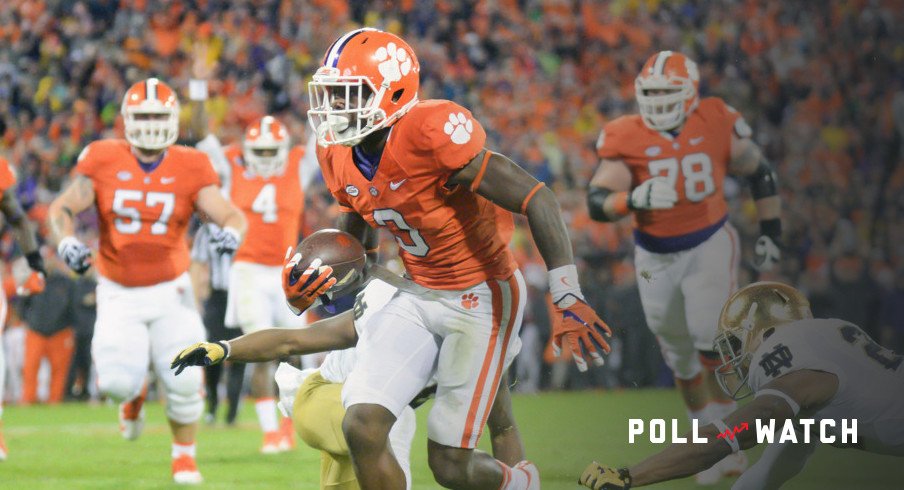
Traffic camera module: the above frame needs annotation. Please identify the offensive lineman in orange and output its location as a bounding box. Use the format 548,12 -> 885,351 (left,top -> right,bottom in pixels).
0,156 -> 47,461
190,80 -> 313,452
285,28 -> 612,489
48,78 -> 247,484
587,51 -> 782,484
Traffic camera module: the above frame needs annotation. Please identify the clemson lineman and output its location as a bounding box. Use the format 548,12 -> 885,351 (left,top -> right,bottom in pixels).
587,51 -> 782,484
48,78 -> 247,484
0,156 -> 47,461
284,27 -> 613,489
190,85 -> 313,452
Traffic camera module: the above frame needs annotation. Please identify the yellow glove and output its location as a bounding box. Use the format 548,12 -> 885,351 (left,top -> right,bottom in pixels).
579,463 -> 631,490
171,341 -> 229,375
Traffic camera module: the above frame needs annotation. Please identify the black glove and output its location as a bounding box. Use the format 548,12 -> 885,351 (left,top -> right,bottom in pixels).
25,250 -> 46,277
171,341 -> 230,375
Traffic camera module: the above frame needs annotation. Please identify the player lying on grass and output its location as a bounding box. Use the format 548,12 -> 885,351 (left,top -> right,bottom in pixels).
579,282 -> 904,490
172,278 -> 528,490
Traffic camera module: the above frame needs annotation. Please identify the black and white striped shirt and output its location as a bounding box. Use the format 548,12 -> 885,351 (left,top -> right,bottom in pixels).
191,223 -> 232,291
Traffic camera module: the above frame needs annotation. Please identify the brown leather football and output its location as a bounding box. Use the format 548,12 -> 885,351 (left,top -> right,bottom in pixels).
291,229 -> 366,297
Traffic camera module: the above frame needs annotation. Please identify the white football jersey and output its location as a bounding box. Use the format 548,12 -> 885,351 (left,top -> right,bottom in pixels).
318,279 -> 398,384
748,318 -> 904,455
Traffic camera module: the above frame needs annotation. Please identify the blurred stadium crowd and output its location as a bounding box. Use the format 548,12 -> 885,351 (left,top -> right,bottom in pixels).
1,0 -> 903,401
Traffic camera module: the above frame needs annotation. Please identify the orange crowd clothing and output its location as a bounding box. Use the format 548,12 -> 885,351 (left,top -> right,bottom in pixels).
597,97 -> 744,253
75,140 -> 219,286
0,157 -> 16,193
225,145 -> 305,266
318,99 -> 517,290
21,328 -> 75,404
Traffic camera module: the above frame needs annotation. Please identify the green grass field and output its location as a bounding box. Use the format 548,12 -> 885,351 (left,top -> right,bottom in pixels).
1,390 -> 900,489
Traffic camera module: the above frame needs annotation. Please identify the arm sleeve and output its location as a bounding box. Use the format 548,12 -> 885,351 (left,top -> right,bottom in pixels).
424,103 -> 487,173
731,440 -> 816,490
0,158 -> 16,193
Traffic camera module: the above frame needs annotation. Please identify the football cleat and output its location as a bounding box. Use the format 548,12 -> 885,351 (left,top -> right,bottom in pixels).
172,455 -> 203,485
515,461 -> 540,490
278,417 -> 296,451
119,391 -> 147,441
260,431 -> 283,454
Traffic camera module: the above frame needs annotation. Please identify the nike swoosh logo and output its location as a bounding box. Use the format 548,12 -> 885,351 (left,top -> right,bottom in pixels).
689,137 -> 704,145
161,177 -> 176,184
561,277 -> 571,287
389,179 -> 407,190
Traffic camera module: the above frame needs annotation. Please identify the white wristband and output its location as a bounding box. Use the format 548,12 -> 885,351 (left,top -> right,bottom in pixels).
756,389 -> 801,416
220,340 -> 232,360
548,264 -> 584,304
712,419 -> 740,453
189,79 -> 208,101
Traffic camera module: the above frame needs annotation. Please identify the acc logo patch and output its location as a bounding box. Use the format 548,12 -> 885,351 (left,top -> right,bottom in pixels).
345,184 -> 359,197
117,170 -> 133,181
645,146 -> 662,157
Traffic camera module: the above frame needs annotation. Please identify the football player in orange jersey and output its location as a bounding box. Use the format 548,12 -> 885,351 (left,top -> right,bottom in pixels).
189,77 -> 315,453
283,28 -> 613,490
47,78 -> 247,484
587,51 -> 782,484
0,156 -> 47,461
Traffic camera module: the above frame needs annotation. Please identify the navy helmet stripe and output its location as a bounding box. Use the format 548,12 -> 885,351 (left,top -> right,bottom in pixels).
326,28 -> 376,68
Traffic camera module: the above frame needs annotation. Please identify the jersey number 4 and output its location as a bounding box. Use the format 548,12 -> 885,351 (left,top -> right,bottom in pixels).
252,183 -> 278,223
648,152 -> 715,202
373,208 -> 430,257
112,190 -> 175,235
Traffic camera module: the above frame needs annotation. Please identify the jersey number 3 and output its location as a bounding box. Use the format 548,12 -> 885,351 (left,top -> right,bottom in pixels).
113,190 -> 175,235
373,208 -> 430,257
649,152 -> 715,202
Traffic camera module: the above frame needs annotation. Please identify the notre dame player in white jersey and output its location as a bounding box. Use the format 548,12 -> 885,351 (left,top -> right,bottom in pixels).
580,282 -> 904,490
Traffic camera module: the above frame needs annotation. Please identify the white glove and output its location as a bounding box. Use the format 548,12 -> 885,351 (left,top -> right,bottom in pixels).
57,236 -> 92,274
753,235 -> 781,272
629,176 -> 678,210
211,226 -> 241,255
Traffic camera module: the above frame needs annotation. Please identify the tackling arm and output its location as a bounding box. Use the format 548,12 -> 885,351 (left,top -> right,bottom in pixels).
172,310 -> 357,373
581,369 -> 837,489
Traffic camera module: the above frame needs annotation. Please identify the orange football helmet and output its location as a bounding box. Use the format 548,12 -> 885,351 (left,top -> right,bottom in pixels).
308,28 -> 420,147
121,78 -> 180,150
635,51 -> 700,131
243,115 -> 290,177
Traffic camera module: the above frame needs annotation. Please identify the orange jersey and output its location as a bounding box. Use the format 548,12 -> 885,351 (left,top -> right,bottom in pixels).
318,99 -> 517,290
225,144 -> 305,266
0,157 -> 16,195
76,139 -> 219,286
597,97 -> 746,252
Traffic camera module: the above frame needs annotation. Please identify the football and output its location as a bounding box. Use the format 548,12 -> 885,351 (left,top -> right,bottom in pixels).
291,229 -> 367,297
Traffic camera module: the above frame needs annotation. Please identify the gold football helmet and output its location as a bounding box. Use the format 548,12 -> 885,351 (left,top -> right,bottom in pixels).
714,282 -> 812,399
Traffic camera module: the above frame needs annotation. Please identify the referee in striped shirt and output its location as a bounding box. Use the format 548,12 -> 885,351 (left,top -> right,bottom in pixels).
191,222 -> 245,425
